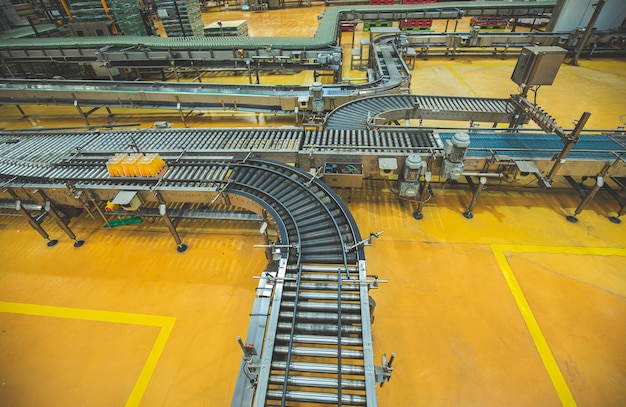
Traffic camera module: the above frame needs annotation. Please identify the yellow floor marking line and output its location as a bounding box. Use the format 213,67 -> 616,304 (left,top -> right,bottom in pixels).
0,301 -> 176,407
446,65 -> 478,96
491,244 -> 626,407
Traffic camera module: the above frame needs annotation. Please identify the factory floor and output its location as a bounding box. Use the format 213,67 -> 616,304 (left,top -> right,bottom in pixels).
1,5 -> 626,407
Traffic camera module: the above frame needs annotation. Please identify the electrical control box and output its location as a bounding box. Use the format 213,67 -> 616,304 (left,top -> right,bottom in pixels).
323,162 -> 363,188
511,46 -> 566,87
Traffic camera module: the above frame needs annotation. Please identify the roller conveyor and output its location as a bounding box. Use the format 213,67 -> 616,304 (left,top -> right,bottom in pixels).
324,94 -> 514,129
1,120 -> 625,406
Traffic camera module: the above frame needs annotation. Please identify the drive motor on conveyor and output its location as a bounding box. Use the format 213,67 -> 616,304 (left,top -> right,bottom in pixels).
398,154 -> 426,197
309,81 -> 324,113
441,132 -> 470,180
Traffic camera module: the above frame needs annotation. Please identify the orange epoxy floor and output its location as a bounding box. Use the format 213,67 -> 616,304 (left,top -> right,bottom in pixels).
1,5 -> 626,407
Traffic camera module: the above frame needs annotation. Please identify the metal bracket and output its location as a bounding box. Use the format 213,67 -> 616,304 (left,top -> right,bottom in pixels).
236,336 -> 260,384
375,353 -> 396,387
345,230 -> 383,253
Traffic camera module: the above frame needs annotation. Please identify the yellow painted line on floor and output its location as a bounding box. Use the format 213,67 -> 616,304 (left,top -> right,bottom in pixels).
446,65 -> 478,96
490,245 -> 626,407
0,301 -> 176,407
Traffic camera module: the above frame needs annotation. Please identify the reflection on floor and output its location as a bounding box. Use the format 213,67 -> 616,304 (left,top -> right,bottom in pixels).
1,4 -> 626,407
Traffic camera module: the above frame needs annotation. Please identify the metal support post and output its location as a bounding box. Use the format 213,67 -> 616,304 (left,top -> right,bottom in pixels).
74,99 -> 90,125
599,178 -> 626,224
569,0 -> 607,66
8,190 -> 58,246
177,102 -> 187,127
463,176 -> 487,219
156,195 -> 187,252
15,105 -> 26,117
566,176 -> 604,223
413,172 -> 431,220
88,193 -> 111,228
34,190 -> 85,247
546,112 -> 591,183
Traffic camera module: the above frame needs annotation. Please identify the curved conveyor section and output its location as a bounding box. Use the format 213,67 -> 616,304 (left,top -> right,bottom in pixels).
0,131 -> 377,406
324,94 -> 514,129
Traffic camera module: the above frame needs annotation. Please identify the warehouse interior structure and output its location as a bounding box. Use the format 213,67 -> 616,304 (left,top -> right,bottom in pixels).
0,0 -> 625,406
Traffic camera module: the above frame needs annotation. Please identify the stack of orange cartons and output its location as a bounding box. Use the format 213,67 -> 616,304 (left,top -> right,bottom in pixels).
105,153 -> 127,177
106,153 -> 168,177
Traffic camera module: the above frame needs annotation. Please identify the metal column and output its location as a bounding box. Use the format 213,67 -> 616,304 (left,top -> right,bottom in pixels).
463,176 -> 487,219
34,190 -> 85,247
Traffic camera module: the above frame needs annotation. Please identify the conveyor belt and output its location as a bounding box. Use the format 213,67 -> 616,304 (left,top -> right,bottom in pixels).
0,136 -> 377,404
0,2 -> 555,52
1,124 -> 625,405
324,95 -> 513,129
229,159 -> 376,406
439,132 -> 626,160
303,128 -> 442,153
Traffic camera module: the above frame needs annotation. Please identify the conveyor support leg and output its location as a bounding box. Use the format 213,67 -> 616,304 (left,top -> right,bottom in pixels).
602,181 -> 626,224
463,176 -> 486,219
34,191 -> 85,247
566,177 -> 604,223
413,174 -> 431,220
15,105 -> 26,117
11,195 -> 58,246
158,202 -> 187,252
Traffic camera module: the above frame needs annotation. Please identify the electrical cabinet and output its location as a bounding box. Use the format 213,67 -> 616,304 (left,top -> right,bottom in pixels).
323,162 -> 363,188
511,46 -> 566,87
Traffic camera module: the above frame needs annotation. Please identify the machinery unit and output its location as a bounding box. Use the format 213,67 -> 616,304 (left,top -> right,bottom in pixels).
323,162 -> 363,188
440,132 -> 470,180
397,154 -> 426,197
309,81 -> 325,114
511,46 -> 567,87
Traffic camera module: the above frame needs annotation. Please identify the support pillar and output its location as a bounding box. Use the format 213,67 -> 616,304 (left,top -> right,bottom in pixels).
35,190 -> 85,247
15,105 -> 27,117
7,189 -> 57,245
413,173 -> 431,220
156,195 -> 187,252
569,0 -> 607,66
600,180 -> 626,224
463,176 -> 487,219
566,176 -> 604,223
14,199 -> 58,246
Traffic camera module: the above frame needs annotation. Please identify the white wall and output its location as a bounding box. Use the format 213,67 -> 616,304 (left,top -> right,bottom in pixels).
551,0 -> 626,32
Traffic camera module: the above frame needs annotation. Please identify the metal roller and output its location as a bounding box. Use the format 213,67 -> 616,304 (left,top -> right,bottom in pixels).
271,361 -> 365,376
268,375 -> 366,390
277,322 -> 362,335
280,291 -> 361,302
265,389 -> 367,406
275,334 -> 363,347
278,311 -> 362,324
283,282 -> 361,292
273,346 -> 364,359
